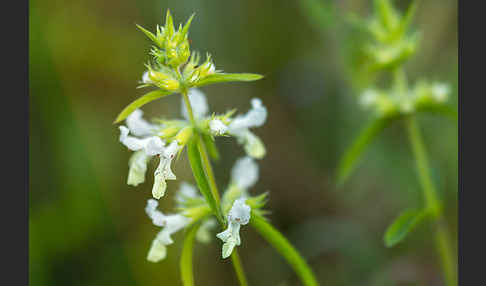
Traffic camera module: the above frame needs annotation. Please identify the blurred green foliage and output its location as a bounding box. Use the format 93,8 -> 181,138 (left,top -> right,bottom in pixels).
29,0 -> 457,285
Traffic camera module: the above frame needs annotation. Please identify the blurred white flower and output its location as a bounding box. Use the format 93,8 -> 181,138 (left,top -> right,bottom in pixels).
228,98 -> 267,159
181,88 -> 209,120
231,156 -> 259,191
145,199 -> 190,262
209,119 -> 228,136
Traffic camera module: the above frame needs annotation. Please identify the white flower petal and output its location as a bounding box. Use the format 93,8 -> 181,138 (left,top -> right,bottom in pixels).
176,182 -> 199,204
181,88 -> 209,120
431,83 -> 449,102
127,151 -> 151,186
151,141 -> 182,199
119,126 -> 163,154
228,98 -> 267,131
144,137 -> 165,156
209,119 -> 228,136
216,198 -> 251,258
234,130 -> 265,159
360,90 -> 379,107
231,157 -> 259,190
228,198 -> 251,225
147,237 -> 167,262
126,109 -> 156,137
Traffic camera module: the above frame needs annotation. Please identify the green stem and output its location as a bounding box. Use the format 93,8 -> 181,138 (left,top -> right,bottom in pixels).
182,90 -> 250,286
197,137 -> 222,205
406,116 -> 457,286
231,249 -> 249,286
180,223 -> 200,286
182,90 -> 196,124
251,213 -> 319,286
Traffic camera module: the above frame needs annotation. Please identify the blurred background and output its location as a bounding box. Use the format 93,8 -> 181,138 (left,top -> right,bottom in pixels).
29,0 -> 457,285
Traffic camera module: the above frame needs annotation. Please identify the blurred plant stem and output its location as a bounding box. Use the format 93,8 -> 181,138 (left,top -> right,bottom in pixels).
182,90 -> 249,286
406,116 -> 457,286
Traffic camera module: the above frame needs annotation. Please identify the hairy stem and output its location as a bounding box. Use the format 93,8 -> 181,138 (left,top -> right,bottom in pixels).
197,138 -> 222,205
231,249 -> 249,286
406,116 -> 457,286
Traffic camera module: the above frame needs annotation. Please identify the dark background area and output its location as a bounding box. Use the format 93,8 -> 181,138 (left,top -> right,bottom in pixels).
29,0 -> 457,285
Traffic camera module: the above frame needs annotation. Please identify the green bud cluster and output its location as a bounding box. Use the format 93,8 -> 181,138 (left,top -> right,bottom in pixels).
138,10 -> 193,68
364,0 -> 418,70
135,10 -> 223,94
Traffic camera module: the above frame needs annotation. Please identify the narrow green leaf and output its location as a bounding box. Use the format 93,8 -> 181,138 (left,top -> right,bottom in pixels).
180,223 -> 199,286
187,137 -> 224,224
114,89 -> 172,124
250,213 -> 319,286
136,24 -> 158,45
195,73 -> 264,87
384,209 -> 428,248
337,116 -> 393,185
201,133 -> 220,160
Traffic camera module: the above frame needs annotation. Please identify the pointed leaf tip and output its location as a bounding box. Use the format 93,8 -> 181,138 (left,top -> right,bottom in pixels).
114,89 -> 173,124
384,208 -> 428,248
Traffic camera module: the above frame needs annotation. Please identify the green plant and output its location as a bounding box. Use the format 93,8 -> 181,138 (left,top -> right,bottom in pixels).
115,10 -> 318,286
336,1 -> 457,285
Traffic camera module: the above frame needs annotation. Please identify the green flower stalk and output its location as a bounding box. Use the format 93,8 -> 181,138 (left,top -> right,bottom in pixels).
115,10 -> 318,286
336,1 -> 457,285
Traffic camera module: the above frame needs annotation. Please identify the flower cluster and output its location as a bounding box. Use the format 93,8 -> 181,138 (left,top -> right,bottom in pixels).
114,11 -> 272,263
144,156 -> 267,261
118,88 -> 267,199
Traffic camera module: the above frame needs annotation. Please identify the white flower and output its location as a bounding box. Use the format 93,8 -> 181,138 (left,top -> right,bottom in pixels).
360,90 -> 379,108
145,199 -> 190,262
216,198 -> 251,258
228,98 -> 267,130
209,119 -> 228,136
431,83 -> 449,102
227,98 -> 267,159
152,141 -> 182,199
175,182 -> 199,205
126,109 -> 157,137
231,157 -> 259,191
119,126 -> 164,155
127,150 -> 151,186
181,88 -> 209,120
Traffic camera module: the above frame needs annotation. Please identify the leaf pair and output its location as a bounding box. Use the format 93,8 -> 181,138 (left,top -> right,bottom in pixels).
113,73 -> 263,124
